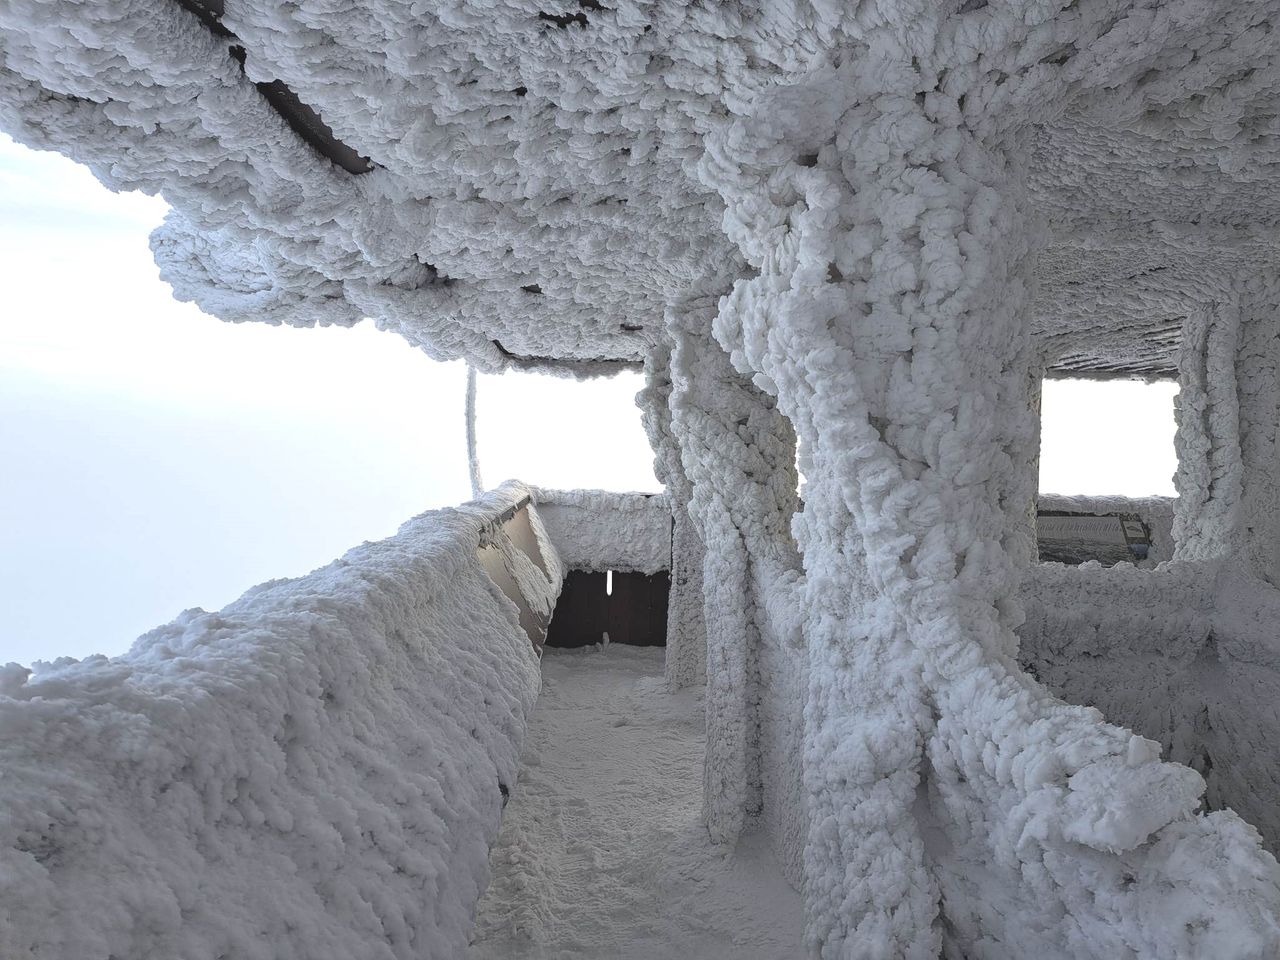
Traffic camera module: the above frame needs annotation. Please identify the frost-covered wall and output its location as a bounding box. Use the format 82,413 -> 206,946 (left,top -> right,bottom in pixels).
1020,562 -> 1214,681
0,483 -> 558,960
1019,560 -> 1280,858
532,488 -> 670,575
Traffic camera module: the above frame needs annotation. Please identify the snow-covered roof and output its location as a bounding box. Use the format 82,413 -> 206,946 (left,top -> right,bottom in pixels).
1,0 -> 1276,377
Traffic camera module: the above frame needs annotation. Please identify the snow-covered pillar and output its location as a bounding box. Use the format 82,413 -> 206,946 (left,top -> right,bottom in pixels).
638,343 -> 707,688
1234,279 -> 1280,584
666,506 -> 709,687
1171,277 -> 1280,580
665,292 -> 801,845
1173,297 -> 1244,562
701,14 -> 1279,955
707,63 -> 1047,950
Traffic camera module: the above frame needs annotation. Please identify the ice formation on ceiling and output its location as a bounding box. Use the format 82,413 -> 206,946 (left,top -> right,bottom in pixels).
0,0 -> 1273,377
5,0 -> 1280,957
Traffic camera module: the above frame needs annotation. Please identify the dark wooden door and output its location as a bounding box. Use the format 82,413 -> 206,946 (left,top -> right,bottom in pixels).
546,570 -> 670,648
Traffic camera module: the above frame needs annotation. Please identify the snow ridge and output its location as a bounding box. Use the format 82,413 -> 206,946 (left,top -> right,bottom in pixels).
0,483 -> 552,960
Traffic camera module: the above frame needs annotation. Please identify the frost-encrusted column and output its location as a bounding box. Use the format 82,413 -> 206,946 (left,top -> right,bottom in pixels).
639,344 -> 707,688
1174,296 -> 1245,562
665,293 -> 801,845
1173,278 -> 1280,581
1234,279 -> 1280,584
701,25 -> 1280,959
707,55 -> 1048,950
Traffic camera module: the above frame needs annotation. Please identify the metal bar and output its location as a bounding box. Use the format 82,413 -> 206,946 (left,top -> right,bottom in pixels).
171,0 -> 373,174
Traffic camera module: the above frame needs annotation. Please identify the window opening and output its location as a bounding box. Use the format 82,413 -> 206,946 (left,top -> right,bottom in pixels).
1039,379 -> 1177,497
1036,378 -> 1177,566
474,368 -> 661,492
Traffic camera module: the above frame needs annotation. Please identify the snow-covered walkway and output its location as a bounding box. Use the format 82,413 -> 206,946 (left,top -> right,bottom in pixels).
469,645 -> 804,960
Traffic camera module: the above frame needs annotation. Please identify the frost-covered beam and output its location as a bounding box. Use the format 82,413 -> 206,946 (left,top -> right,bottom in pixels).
171,0 -> 374,174
0,483 -> 558,959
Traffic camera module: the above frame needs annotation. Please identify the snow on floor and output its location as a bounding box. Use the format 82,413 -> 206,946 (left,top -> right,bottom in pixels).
469,645 -> 804,960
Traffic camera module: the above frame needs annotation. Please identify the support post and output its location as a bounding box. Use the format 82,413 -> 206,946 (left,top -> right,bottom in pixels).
466,364 -> 484,499
639,344 -> 707,688
1234,281 -> 1280,584
665,295 -> 801,845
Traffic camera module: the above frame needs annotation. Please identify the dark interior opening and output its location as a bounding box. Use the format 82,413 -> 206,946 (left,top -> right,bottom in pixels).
546,569 -> 669,648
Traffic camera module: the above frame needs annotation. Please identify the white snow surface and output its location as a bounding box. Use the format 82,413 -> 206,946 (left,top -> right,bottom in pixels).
469,645 -> 804,960
0,482 -> 554,960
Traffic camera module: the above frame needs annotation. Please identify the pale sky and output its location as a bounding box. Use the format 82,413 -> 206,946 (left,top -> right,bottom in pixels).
1040,378 -> 1178,498
0,132 -> 1175,667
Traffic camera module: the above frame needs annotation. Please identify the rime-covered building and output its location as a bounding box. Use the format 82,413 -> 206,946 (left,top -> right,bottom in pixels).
3,1 -> 1280,957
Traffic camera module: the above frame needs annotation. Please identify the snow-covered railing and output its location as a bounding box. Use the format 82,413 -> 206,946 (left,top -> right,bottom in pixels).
1018,558 -> 1280,854
0,481 -> 561,960
1020,559 -> 1215,668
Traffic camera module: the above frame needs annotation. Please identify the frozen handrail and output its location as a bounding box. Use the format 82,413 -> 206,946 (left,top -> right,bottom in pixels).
0,482 -> 560,959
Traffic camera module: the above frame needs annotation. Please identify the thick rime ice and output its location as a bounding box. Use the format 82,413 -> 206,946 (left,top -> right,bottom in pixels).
0,484 -> 555,960
8,0 -> 1280,956
693,5 -> 1280,956
638,344 -> 710,689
